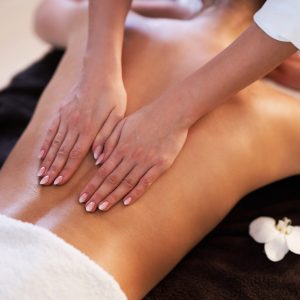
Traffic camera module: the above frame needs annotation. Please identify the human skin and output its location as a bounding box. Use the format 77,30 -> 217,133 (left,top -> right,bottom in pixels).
76,1 -> 298,211
37,0 -> 297,206
1,2 -> 300,299
37,0 -> 133,187
268,52 -> 300,90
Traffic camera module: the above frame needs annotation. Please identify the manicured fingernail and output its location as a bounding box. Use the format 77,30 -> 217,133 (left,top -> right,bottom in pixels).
93,145 -> 102,160
86,202 -> 95,212
79,193 -> 88,203
40,175 -> 49,185
95,153 -> 105,166
98,201 -> 109,211
37,166 -> 45,177
53,176 -> 63,186
38,149 -> 44,159
123,197 -> 132,206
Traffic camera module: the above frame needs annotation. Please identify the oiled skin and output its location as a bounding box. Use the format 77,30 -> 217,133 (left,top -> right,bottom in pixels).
1,5 -> 300,299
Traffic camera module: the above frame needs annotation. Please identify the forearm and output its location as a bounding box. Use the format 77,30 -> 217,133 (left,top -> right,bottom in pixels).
154,23 -> 297,129
83,0 -> 133,83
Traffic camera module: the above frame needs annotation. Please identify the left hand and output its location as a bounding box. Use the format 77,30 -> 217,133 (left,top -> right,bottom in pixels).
79,103 -> 188,212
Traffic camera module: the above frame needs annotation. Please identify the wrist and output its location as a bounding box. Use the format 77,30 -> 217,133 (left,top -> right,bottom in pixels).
147,92 -> 193,134
74,68 -> 126,104
80,54 -> 123,89
150,83 -> 200,132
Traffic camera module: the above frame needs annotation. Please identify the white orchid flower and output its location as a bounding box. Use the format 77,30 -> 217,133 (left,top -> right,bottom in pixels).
249,217 -> 300,262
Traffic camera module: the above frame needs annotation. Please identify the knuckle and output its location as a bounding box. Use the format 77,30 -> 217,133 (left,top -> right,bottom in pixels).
116,147 -> 126,157
53,138 -> 61,146
47,128 -> 54,136
69,147 -> 83,159
97,167 -> 108,179
49,165 -> 58,174
140,176 -> 152,187
131,147 -> 144,160
43,141 -> 50,149
157,156 -> 171,168
123,177 -> 135,189
133,186 -> 143,198
57,147 -> 67,157
106,174 -> 119,185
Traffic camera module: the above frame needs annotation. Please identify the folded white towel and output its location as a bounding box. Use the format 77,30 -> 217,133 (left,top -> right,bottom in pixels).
0,214 -> 127,300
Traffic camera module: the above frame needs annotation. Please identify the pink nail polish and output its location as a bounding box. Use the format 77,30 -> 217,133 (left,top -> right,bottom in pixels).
79,193 -> 88,203
98,201 -> 109,211
93,145 -> 101,160
53,176 -> 63,186
123,197 -> 132,206
38,149 -> 44,159
86,202 -> 95,212
40,175 -> 49,185
95,153 -> 105,166
37,166 -> 45,177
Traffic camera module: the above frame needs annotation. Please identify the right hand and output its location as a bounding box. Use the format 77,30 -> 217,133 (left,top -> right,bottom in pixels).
37,78 -> 127,186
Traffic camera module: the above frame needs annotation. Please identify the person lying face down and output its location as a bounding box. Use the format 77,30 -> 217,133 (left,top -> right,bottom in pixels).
35,0 -> 298,213
1,0 -> 300,299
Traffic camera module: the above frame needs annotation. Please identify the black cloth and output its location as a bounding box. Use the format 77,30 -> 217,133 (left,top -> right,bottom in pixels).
0,50 -> 63,165
0,50 -> 299,300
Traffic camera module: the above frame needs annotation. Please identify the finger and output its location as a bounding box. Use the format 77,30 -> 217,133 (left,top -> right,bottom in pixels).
96,165 -> 149,212
39,125 -> 67,184
96,120 -> 124,165
45,131 -> 79,185
54,134 -> 92,185
92,109 -> 123,161
122,164 -> 165,206
39,116 -> 60,160
78,151 -> 123,210
84,160 -> 135,212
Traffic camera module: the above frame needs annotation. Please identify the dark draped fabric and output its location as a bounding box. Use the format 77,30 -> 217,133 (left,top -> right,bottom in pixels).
0,50 -> 299,300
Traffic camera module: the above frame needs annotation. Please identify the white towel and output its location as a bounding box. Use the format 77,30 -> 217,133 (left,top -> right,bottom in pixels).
0,214 -> 127,300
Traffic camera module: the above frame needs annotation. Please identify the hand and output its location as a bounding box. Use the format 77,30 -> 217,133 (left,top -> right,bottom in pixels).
79,103 -> 188,212
37,77 -> 126,186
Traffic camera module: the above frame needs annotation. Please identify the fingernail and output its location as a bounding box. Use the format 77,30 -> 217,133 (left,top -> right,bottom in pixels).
38,149 -> 44,159
53,176 -> 63,186
123,197 -> 132,206
93,145 -> 102,160
79,193 -> 88,203
98,201 -> 109,211
40,175 -> 49,185
95,153 -> 105,166
37,166 -> 45,177
86,202 -> 95,212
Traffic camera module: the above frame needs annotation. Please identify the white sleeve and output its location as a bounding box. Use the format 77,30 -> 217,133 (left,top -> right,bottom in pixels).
254,0 -> 300,49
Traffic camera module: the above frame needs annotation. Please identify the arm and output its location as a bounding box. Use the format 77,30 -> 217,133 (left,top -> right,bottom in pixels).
79,23 -> 297,211
152,23 -> 297,129
83,0 -> 133,85
38,0 -> 133,186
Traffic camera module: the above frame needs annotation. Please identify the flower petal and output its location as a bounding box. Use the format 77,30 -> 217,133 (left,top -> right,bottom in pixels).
264,232 -> 289,262
286,226 -> 300,255
249,217 -> 277,243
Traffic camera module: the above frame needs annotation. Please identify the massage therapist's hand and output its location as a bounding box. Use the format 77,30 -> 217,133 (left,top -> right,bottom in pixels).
79,103 -> 188,212
37,76 -> 126,186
